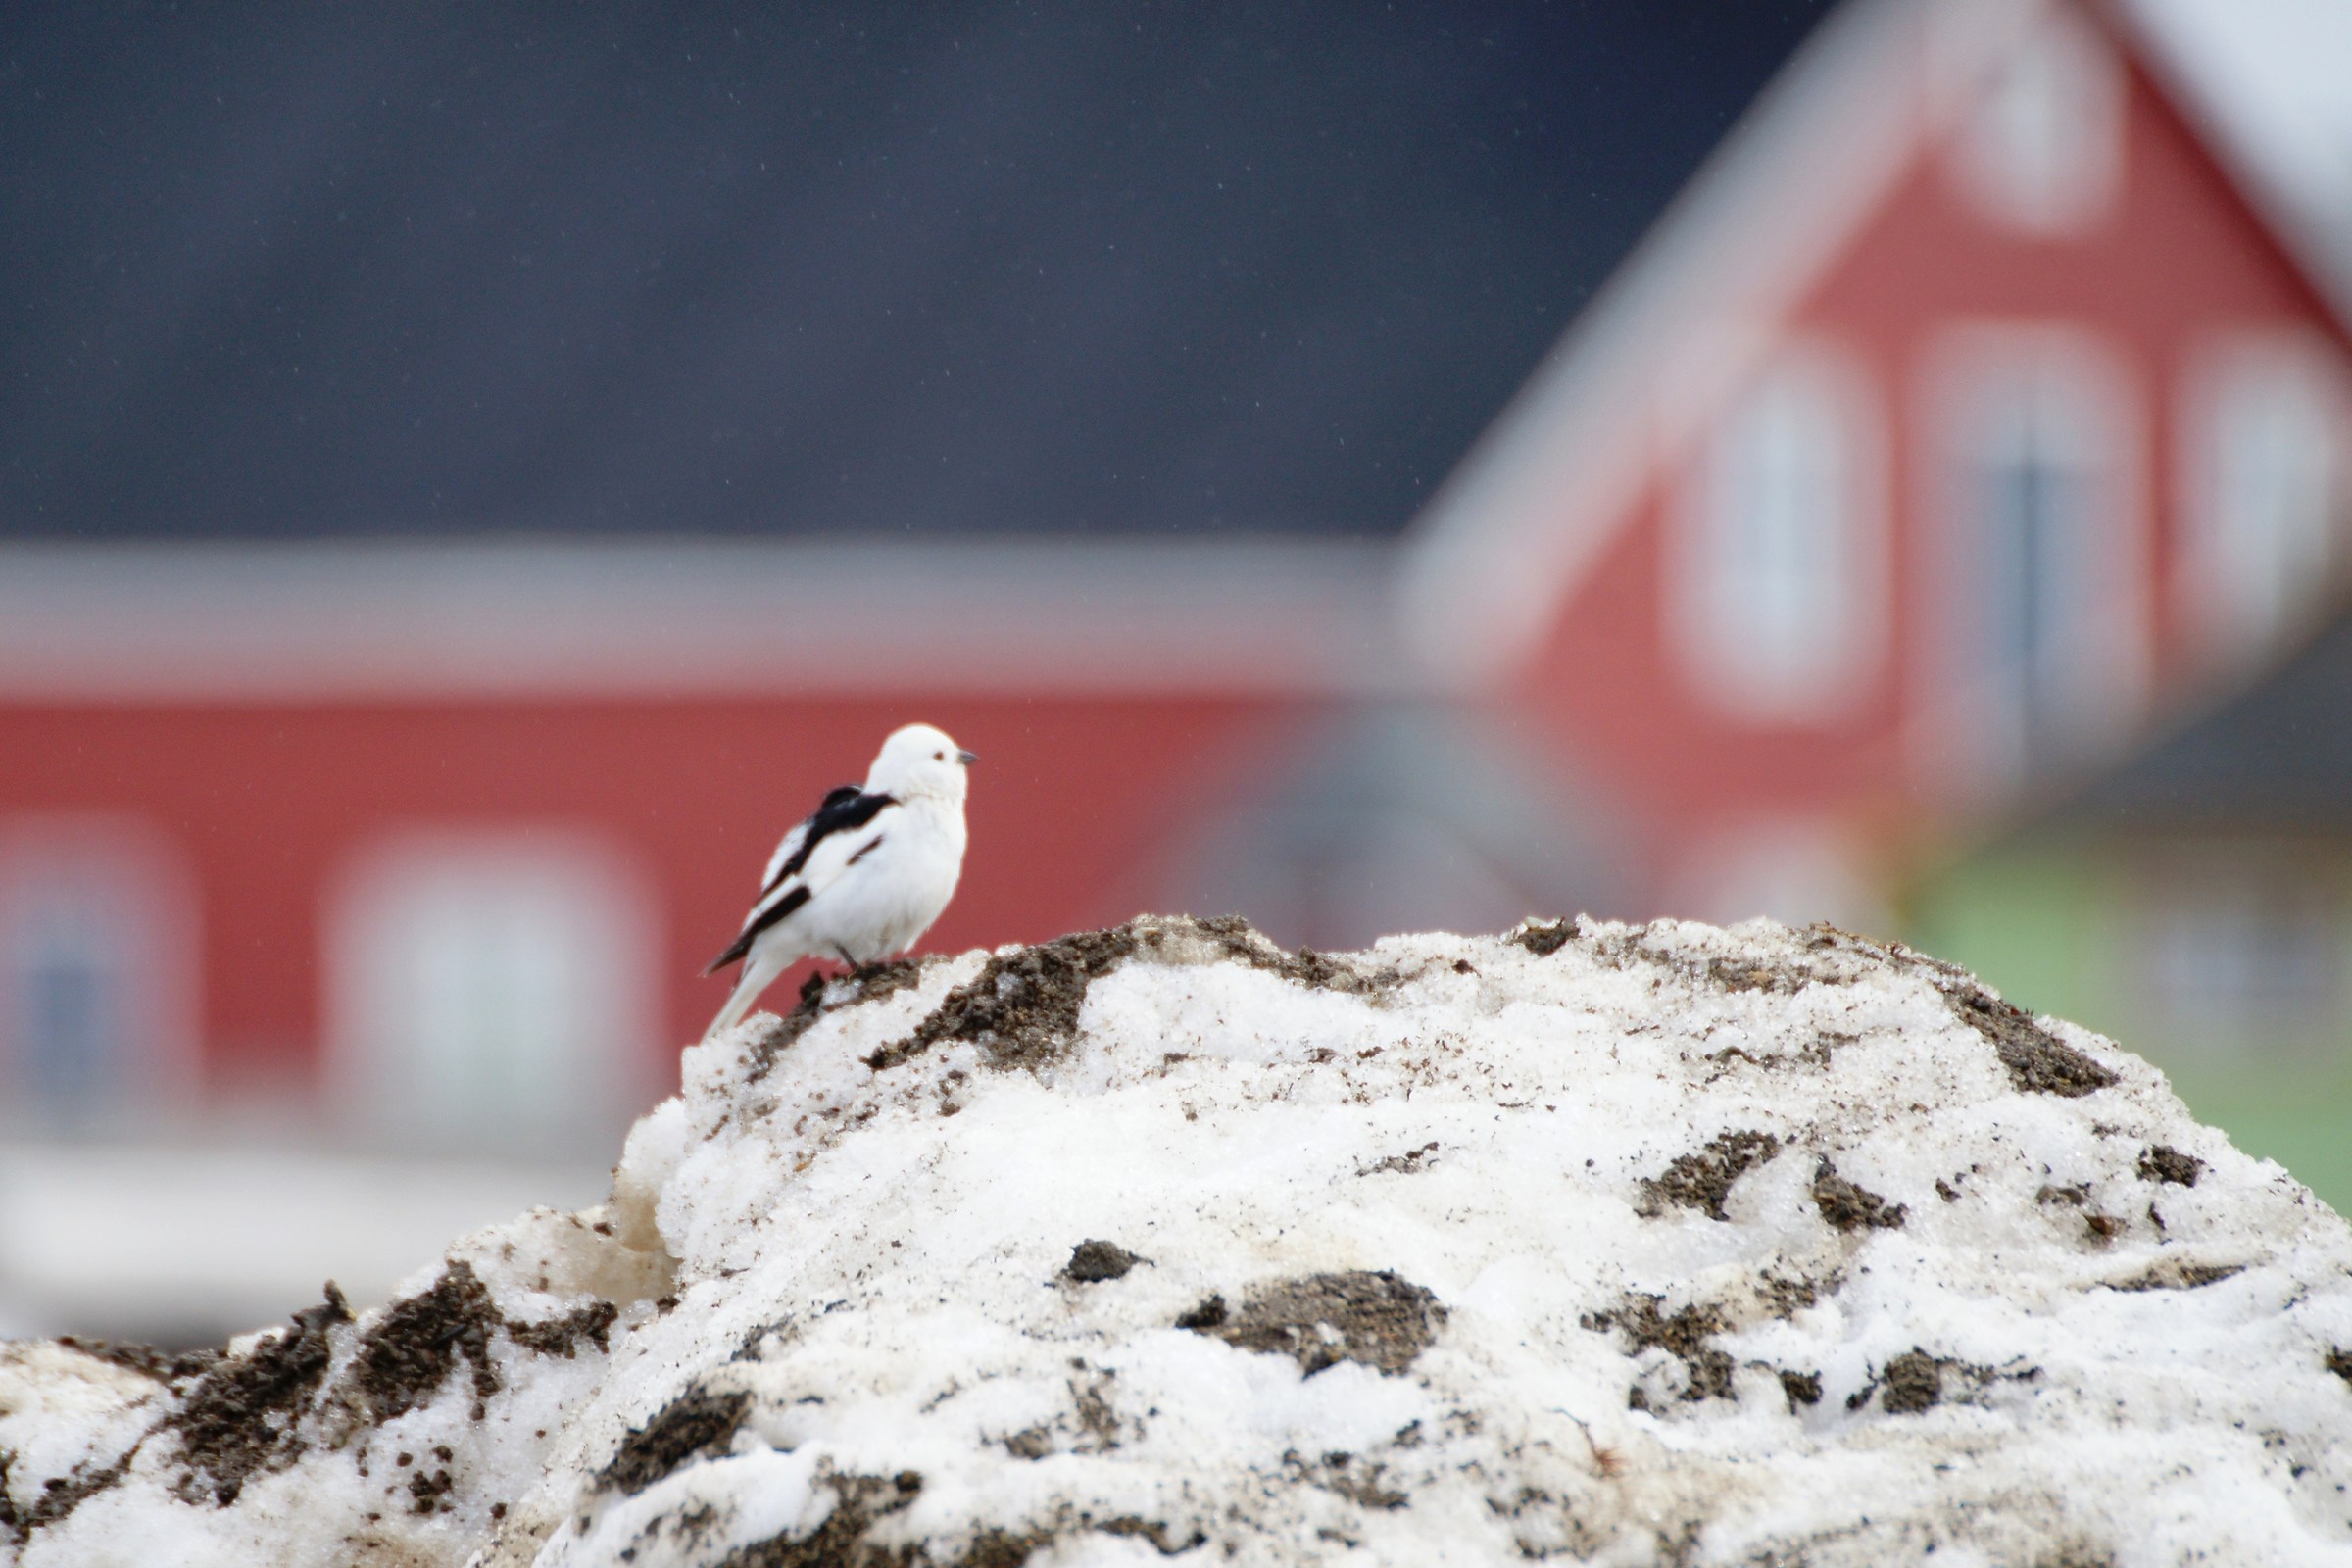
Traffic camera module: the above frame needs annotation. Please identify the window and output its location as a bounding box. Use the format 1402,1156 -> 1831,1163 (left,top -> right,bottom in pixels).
1672,342 -> 1884,721
324,829 -> 660,1152
1949,8 -> 2124,236
1930,328 -> 2144,785
1978,390 -> 2096,747
0,818 -> 198,1127
2180,333 -> 2348,662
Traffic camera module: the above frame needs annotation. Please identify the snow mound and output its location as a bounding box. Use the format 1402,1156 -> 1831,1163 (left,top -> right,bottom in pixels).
7,915 -> 2352,1567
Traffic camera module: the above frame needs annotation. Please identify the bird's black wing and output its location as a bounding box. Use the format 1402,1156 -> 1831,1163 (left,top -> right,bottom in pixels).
764,787 -> 894,894
703,885 -> 810,975
706,787 -> 899,974
758,783 -> 863,894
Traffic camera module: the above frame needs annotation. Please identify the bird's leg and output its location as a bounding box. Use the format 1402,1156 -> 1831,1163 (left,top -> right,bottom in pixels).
834,945 -> 869,977
839,946 -> 904,985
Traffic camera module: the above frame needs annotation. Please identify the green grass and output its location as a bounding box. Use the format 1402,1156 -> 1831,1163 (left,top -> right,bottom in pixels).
1908,849 -> 2352,1216
2147,1064 -> 2352,1215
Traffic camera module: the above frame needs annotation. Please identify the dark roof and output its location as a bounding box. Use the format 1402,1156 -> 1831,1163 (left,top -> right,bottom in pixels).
2052,614 -> 2352,831
0,2 -> 1828,541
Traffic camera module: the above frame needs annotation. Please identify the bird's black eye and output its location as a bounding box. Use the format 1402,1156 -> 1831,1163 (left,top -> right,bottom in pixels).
935,751 -> 945,760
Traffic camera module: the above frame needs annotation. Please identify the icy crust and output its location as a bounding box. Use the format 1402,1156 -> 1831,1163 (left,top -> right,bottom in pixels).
8,916 -> 2352,1567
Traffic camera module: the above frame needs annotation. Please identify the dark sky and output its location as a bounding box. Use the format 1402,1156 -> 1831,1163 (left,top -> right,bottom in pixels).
0,2 -> 1830,541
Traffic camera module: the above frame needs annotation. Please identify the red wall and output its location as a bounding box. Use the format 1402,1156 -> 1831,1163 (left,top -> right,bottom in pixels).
1511,34 -> 2352,885
0,695 -> 1299,1085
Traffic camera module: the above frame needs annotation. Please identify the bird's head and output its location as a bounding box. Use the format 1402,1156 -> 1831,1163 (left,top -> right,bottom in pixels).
867,722 -> 976,803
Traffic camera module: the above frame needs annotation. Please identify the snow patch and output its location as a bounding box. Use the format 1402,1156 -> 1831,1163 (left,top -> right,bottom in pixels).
4,914 -> 2351,1566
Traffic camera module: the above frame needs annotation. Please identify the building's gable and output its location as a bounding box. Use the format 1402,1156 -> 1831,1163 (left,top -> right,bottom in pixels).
1400,0 -> 2352,917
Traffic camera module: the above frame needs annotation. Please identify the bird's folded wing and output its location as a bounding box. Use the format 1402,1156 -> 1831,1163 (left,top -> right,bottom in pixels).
703,880 -> 811,974
708,787 -> 901,974
766,806 -> 892,909
759,822 -> 811,894
706,798 -> 901,973
760,783 -> 862,892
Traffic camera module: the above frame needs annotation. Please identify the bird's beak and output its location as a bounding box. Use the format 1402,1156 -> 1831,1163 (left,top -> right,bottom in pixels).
956,749 -> 979,766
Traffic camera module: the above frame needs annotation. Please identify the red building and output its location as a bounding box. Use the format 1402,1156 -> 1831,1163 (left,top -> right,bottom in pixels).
1399,0 -> 2352,925
0,543 -> 1397,1149
2,0 -> 2348,1161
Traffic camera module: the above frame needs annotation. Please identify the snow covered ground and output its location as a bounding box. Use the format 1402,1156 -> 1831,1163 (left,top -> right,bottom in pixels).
4,915 -> 2351,1566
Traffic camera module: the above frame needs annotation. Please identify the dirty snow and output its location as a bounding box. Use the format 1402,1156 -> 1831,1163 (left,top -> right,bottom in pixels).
5,915 -> 2352,1566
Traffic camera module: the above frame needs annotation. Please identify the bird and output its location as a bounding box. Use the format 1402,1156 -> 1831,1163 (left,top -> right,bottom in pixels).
702,722 -> 976,1040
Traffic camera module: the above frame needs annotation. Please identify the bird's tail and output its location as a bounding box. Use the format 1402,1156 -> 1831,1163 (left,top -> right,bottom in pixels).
704,956 -> 782,1043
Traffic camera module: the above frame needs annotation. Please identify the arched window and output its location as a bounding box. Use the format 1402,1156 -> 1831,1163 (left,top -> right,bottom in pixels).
0,817 -> 198,1128
2180,332 -> 2348,662
1673,341 -> 1884,722
1949,8 -> 2124,236
324,829 -> 660,1152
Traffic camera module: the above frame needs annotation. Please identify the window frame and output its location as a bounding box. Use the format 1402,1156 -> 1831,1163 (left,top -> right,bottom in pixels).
1918,322 -> 2149,794
321,826 -> 662,1152
1945,5 -> 2126,238
2176,328 -> 2350,666
1667,335 -> 1888,725
0,814 -> 201,1128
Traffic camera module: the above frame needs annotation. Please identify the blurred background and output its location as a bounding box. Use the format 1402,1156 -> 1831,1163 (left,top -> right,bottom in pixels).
3,0 -> 2349,1346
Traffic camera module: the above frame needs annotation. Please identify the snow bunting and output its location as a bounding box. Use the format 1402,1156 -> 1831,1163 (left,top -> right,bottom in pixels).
703,722 -> 975,1039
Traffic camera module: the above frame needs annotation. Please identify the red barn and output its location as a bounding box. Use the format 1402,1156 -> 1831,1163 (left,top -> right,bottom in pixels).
1399,0 -> 2352,928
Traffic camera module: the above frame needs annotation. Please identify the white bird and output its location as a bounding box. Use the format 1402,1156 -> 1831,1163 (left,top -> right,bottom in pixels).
702,722 -> 975,1040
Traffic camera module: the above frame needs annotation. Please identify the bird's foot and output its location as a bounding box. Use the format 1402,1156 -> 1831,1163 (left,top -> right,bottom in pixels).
844,955 -> 920,988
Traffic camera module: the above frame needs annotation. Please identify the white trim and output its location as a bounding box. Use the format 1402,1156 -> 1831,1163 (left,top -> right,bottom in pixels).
1945,4 -> 2127,236
1666,336 -> 1890,723
2174,326 -> 2352,667
0,538 -> 1406,700
0,1140 -> 608,1336
2116,0 -> 2352,326
1667,817 -> 1887,931
1394,0 -> 1942,689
